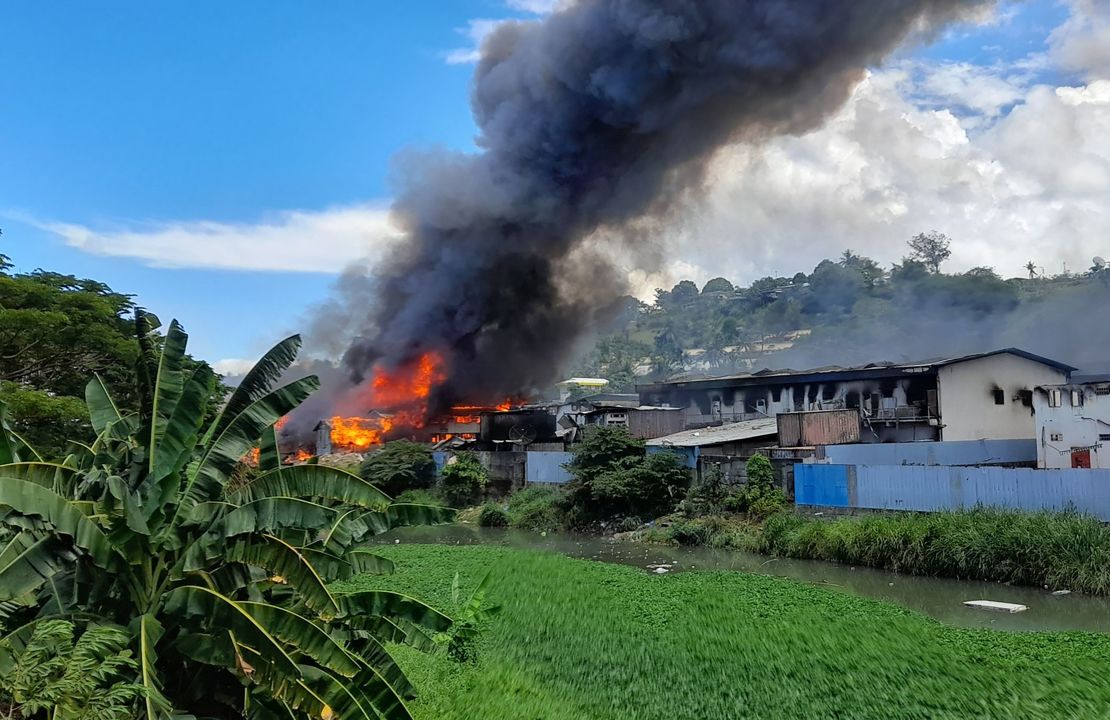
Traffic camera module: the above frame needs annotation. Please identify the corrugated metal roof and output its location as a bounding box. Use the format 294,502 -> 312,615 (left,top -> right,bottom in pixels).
646,418 -> 778,448
640,348 -> 1075,389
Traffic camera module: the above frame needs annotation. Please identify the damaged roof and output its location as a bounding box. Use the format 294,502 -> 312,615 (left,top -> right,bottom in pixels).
646,418 -> 779,448
640,348 -> 1076,390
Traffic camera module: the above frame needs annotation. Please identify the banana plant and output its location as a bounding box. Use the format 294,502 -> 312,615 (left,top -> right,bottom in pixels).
0,310 -> 456,719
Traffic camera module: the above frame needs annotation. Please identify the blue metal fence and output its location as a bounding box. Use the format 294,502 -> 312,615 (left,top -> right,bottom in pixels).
526,451 -> 574,484
796,464 -> 1110,520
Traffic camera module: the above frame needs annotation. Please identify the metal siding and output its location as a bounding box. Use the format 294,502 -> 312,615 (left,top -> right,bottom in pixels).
777,413 -> 802,447
822,439 -> 1036,466
813,464 -> 1110,520
794,465 -> 850,507
525,451 -> 574,484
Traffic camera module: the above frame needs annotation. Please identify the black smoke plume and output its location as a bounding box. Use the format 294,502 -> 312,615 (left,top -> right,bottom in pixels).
339,0 -> 995,414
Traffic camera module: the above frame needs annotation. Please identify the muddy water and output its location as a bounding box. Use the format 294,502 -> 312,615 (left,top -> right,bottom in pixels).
374,524 -> 1110,633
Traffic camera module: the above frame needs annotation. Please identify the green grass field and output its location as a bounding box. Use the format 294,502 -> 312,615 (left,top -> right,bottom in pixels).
342,545 -> 1110,719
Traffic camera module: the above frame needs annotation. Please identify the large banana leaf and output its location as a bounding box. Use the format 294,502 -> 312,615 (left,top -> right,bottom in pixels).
334,591 -> 453,633
224,497 -> 338,537
0,532 -> 78,600
226,535 -> 338,614
0,462 -> 77,494
204,335 -> 302,446
301,663 -> 413,720
258,425 -> 283,474
163,586 -> 301,676
134,309 -> 164,424
237,601 -> 360,677
0,480 -> 116,567
321,503 -> 456,552
175,376 -> 320,527
149,364 -> 214,503
85,374 -> 124,438
230,464 -> 392,509
136,613 -> 175,720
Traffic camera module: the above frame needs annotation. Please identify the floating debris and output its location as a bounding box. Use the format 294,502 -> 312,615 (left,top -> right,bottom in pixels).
963,600 -> 1028,614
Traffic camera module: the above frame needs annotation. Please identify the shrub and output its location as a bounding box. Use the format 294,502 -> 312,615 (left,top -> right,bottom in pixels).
479,503 -> 510,528
748,488 -> 789,520
360,439 -> 437,496
508,486 -> 566,531
441,452 -> 489,507
0,620 -> 145,720
565,427 -> 689,522
745,454 -> 776,494
396,487 -> 446,505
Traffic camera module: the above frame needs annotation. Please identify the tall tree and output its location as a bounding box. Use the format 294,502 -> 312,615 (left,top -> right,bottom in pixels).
907,231 -> 952,273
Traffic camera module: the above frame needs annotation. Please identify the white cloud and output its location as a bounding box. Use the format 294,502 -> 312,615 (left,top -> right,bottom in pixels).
664,64 -> 1110,284
37,204 -> 402,273
505,0 -> 565,14
1049,0 -> 1110,79
212,358 -> 255,377
443,19 -> 503,65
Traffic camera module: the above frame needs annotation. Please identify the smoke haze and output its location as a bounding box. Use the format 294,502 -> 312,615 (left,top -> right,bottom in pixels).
326,0 -> 997,412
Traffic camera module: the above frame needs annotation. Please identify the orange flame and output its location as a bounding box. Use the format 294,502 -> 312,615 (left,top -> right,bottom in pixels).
294,449 -> 313,462
330,415 -> 393,450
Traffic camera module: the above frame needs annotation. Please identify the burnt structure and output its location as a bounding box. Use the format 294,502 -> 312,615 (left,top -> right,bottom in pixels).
639,349 -> 1074,444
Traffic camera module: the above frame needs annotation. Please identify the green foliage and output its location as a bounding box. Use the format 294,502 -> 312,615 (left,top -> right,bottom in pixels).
477,504 -> 509,528
907,230 -> 952,273
361,440 -> 437,496
759,508 -> 1110,594
440,453 -> 488,507
1,620 -> 145,720
565,427 -> 688,522
0,313 -> 456,719
506,486 -> 565,531
0,383 -> 91,460
344,544 -> 1110,719
745,455 -> 775,494
0,264 -> 136,399
700,277 -> 734,294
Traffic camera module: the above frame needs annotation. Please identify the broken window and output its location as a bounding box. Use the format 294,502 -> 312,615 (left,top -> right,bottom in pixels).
1072,390 -> 1084,407
1019,390 -> 1033,407
1097,386 -> 1110,396
1049,389 -> 1062,407
1051,433 -> 1064,442
993,388 -> 1005,405
1100,434 -> 1110,442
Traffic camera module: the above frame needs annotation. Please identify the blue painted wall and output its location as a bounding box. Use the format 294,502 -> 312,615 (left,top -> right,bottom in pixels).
821,439 -> 1036,466
525,451 -> 574,484
796,464 -> 1110,520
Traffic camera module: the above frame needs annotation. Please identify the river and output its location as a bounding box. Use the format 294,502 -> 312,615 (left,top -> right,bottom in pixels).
375,524 -> 1110,633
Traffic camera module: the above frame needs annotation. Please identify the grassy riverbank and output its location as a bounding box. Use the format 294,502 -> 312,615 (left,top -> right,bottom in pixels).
651,508 -> 1110,595
347,544 -> 1110,719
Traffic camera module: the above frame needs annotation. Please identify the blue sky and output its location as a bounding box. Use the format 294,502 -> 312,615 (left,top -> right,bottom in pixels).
3,0 -> 1106,369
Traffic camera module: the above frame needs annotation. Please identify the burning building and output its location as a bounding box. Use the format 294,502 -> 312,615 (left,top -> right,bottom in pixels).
302,0 -> 997,440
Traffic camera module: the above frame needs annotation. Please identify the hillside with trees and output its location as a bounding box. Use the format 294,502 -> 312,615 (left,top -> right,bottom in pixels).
573,233 -> 1110,390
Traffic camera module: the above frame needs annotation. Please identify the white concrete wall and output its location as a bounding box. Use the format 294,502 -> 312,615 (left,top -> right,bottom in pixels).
1034,385 -> 1110,469
937,354 -> 1068,441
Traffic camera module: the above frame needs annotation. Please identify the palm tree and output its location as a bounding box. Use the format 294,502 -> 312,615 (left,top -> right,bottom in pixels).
1025,261 -> 1038,279
0,311 -> 455,719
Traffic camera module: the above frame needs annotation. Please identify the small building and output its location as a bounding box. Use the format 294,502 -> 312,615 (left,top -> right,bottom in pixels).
583,405 -> 685,440
638,348 -> 1075,444
646,417 -> 779,467
1034,373 -> 1110,469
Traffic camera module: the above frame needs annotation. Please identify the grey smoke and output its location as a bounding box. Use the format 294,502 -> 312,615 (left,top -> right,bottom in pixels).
335,0 -> 995,414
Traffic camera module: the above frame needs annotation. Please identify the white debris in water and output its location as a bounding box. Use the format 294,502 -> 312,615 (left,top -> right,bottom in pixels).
963,600 -> 1028,613
653,567 -> 669,574
1052,590 -> 1072,596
